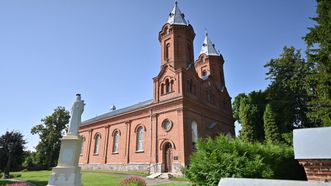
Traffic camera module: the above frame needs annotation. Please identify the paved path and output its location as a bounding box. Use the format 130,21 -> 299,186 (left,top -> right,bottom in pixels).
145,178 -> 191,185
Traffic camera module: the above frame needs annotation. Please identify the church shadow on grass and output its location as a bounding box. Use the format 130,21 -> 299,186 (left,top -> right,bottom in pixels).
26,180 -> 48,186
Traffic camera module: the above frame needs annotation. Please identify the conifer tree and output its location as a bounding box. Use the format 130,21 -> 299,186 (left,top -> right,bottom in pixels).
304,0 -> 331,126
263,104 -> 281,143
239,98 -> 258,142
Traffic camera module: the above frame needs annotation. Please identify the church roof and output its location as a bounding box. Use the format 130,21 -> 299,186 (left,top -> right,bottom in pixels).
200,31 -> 220,56
167,1 -> 187,25
81,99 -> 153,126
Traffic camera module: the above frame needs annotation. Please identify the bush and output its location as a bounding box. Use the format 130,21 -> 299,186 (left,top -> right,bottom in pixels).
184,135 -> 306,185
119,176 -> 146,186
0,172 -> 21,179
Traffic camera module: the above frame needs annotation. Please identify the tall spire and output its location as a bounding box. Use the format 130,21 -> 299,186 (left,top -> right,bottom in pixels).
200,31 -> 220,56
167,1 -> 187,25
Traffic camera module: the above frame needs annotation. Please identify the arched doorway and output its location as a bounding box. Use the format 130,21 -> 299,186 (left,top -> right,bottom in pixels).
163,142 -> 173,172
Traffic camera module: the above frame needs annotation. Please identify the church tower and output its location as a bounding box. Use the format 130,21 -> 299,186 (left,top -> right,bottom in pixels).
159,1 -> 195,69
153,1 -> 195,103
195,31 -> 226,92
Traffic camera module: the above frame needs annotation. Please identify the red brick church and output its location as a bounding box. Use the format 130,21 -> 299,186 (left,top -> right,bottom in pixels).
79,2 -> 234,174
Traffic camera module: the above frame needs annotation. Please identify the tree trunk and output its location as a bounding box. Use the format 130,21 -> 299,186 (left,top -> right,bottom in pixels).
3,152 -> 12,179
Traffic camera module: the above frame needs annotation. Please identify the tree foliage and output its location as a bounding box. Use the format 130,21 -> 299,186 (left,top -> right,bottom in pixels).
0,131 -> 26,178
263,104 -> 281,143
184,135 -> 306,186
233,91 -> 266,142
304,0 -> 331,126
31,106 -> 70,169
265,46 -> 313,131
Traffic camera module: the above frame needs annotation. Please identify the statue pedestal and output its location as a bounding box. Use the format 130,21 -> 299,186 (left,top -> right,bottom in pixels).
47,135 -> 82,186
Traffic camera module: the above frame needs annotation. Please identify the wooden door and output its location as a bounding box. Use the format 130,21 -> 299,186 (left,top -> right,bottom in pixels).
164,142 -> 172,172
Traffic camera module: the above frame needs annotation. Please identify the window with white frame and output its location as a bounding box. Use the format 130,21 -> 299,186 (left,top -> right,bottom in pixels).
113,131 -> 120,153
136,126 -> 144,152
94,134 -> 100,155
191,121 -> 198,149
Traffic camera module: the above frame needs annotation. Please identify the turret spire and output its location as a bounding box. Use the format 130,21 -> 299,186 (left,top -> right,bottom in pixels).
200,31 -> 220,56
167,1 -> 187,25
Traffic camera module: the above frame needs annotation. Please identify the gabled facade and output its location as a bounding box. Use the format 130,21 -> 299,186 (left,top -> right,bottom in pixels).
78,2 -> 234,174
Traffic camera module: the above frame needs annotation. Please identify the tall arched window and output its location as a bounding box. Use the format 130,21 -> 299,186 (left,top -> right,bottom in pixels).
136,126 -> 144,152
170,79 -> 174,92
80,136 -> 85,155
187,44 -> 192,62
161,83 -> 165,95
165,43 -> 170,60
94,133 -> 101,155
191,121 -> 198,149
113,131 -> 120,153
165,79 -> 170,93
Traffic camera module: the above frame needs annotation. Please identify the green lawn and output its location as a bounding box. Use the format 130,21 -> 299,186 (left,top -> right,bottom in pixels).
13,170 -> 123,186
11,170 -> 190,186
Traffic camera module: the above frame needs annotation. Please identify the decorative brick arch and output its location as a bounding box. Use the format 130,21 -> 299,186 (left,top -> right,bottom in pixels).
134,124 -> 146,132
111,129 -> 121,136
159,139 -> 176,150
94,132 -> 101,139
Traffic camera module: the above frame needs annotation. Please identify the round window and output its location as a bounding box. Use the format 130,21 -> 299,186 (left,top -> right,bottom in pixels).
162,119 -> 173,132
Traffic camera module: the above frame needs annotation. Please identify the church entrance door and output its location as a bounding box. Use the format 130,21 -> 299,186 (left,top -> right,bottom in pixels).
163,142 -> 172,172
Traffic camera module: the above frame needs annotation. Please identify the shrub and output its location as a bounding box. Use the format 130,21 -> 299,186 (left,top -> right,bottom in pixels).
119,176 -> 146,186
0,173 -> 21,179
184,135 -> 306,185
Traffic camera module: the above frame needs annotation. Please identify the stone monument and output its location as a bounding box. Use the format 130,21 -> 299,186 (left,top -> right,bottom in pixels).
47,94 -> 85,186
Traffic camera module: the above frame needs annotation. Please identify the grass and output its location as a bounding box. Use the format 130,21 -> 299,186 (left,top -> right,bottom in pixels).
14,170 -> 123,186
12,170 -> 191,186
169,177 -> 190,182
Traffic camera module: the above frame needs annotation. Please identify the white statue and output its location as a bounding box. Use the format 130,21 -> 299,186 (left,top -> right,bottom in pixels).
68,94 -> 85,136
47,94 -> 85,186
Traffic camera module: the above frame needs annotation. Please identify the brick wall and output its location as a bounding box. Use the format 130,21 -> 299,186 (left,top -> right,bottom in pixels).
299,159 -> 331,182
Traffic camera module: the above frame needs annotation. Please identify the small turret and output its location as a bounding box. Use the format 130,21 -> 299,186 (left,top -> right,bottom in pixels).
195,31 -> 226,91
200,31 -> 220,56
159,1 -> 195,69
167,1 -> 187,25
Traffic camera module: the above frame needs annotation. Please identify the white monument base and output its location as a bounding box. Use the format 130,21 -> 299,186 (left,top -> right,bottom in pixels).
47,135 -> 83,186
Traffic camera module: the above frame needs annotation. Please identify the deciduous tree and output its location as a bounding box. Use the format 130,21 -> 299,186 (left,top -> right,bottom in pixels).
0,131 -> 26,178
31,106 -> 70,169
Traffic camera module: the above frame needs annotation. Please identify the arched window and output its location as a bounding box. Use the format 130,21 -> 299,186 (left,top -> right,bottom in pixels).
191,121 -> 198,149
94,133 -> 101,155
136,126 -> 144,152
165,43 -> 170,60
161,83 -> 165,95
165,79 -> 170,93
207,89 -> 214,104
170,79 -> 174,92
187,79 -> 193,93
187,44 -> 192,62
80,136 -> 85,155
113,131 -> 120,153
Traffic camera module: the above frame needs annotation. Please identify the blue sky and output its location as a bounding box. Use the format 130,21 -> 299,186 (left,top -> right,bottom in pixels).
0,0 -> 316,151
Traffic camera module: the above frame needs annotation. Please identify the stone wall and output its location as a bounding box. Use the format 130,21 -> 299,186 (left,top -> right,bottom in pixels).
79,163 -> 184,175
79,163 -> 150,173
